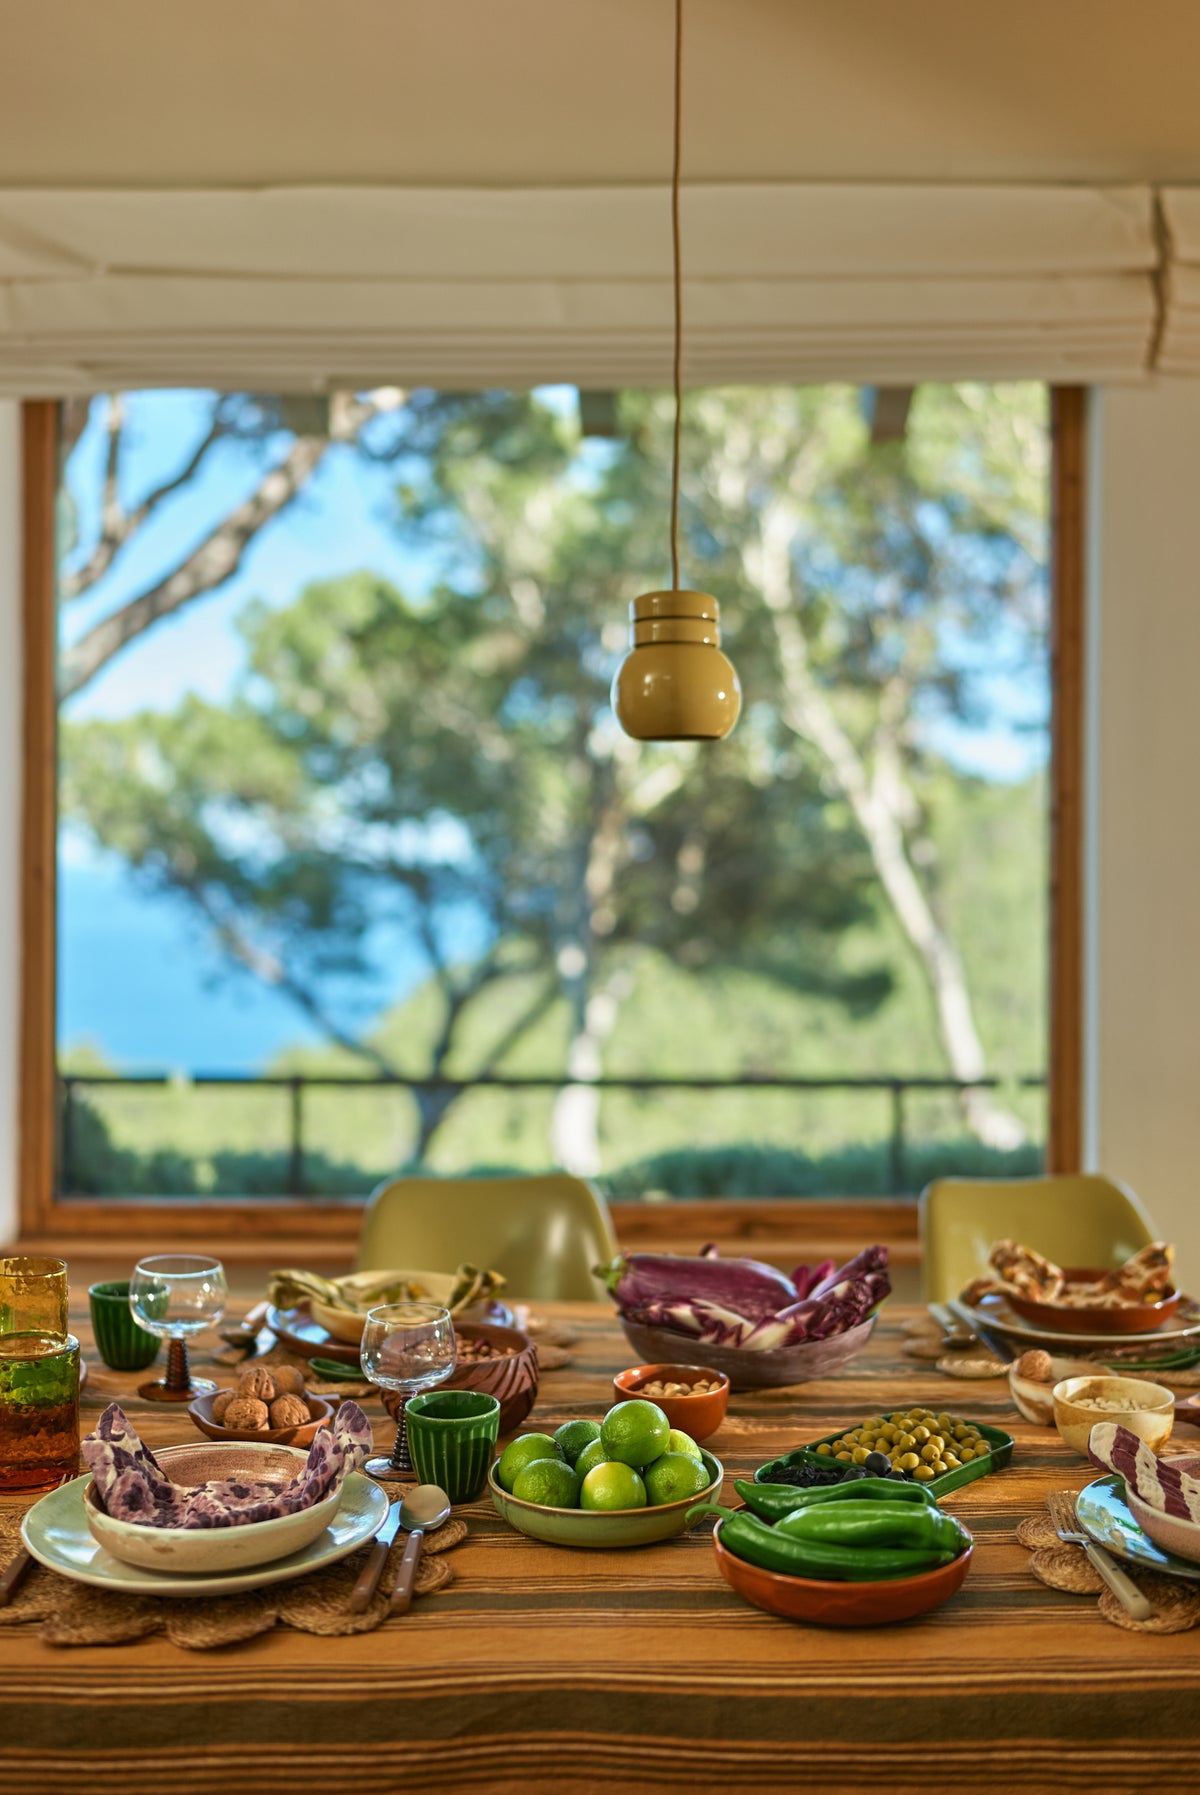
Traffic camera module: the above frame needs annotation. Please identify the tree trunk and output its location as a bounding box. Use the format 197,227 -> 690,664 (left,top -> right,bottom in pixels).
750,500 -> 1026,1151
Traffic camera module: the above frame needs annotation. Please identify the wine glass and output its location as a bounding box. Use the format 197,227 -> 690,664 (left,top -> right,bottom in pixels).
360,1302 -> 456,1480
129,1254 -> 227,1401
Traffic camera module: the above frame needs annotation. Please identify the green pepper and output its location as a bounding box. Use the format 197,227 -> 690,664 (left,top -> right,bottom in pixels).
735,1478 -> 937,1522
686,1505 -> 956,1582
776,1500 -> 968,1554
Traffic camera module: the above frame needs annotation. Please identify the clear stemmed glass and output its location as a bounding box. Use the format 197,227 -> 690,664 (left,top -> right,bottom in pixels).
360,1302 -> 456,1480
129,1255 -> 227,1401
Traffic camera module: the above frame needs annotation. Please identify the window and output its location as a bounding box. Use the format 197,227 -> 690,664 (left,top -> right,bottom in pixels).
21,382 -> 1079,1237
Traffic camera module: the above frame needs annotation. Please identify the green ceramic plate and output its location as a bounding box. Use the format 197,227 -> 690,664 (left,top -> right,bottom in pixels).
756,1420 -> 1014,1499
489,1449 -> 724,1547
1075,1473 -> 1200,1582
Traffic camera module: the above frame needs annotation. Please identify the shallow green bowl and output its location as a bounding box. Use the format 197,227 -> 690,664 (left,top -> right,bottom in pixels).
488,1449 -> 723,1548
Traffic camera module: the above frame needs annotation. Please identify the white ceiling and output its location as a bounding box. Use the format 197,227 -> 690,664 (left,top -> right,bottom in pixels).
4,0 -> 1200,190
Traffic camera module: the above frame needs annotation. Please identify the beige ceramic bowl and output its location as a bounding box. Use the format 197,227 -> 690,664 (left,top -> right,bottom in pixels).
83,1441 -> 342,1573
1051,1374 -> 1175,1458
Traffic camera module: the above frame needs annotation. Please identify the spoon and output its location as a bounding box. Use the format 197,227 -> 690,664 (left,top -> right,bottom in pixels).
389,1483 -> 451,1616
218,1300 -> 270,1351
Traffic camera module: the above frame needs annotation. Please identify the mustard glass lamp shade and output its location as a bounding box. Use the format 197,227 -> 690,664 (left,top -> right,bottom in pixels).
611,590 -> 741,742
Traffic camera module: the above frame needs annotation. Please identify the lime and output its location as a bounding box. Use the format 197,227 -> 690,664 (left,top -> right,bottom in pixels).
666,1427 -> 703,1461
496,1432 -> 563,1492
554,1418 -> 602,1466
643,1451 -> 711,1507
600,1399 -> 670,1468
575,1437 -> 609,1479
580,1462 -> 647,1511
512,1458 -> 581,1509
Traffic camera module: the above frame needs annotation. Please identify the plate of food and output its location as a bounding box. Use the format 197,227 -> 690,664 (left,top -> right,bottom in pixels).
755,1404 -> 1013,1499
1076,1472 -> 1200,1584
959,1240 -> 1181,1335
267,1265 -> 512,1353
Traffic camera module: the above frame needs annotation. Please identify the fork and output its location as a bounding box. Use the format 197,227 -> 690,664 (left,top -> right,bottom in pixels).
1046,1489 -> 1155,1620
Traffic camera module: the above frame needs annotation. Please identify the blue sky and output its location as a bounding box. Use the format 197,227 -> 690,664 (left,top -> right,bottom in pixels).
57,387 -> 1049,1071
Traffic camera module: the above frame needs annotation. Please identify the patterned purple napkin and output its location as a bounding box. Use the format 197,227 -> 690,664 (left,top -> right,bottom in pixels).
82,1401 -> 371,1529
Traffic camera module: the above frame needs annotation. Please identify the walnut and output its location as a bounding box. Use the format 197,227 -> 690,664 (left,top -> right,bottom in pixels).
210,1388 -> 238,1423
223,1396 -> 270,1430
236,1367 -> 277,1403
269,1364 -> 307,1398
268,1394 -> 311,1429
1015,1349 -> 1055,1384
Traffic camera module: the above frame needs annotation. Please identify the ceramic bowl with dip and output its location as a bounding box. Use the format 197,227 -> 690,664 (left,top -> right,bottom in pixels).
1052,1374 -> 1174,1457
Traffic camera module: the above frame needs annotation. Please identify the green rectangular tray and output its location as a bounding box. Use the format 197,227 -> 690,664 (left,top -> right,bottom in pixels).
756,1418 -> 1015,1500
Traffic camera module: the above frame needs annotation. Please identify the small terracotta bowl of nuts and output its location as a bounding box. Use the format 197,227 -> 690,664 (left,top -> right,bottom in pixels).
189,1363 -> 334,1448
612,1363 -> 730,1442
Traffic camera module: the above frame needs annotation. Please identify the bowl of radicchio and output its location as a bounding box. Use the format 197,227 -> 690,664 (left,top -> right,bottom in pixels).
80,1400 -> 372,1573
597,1247 -> 889,1391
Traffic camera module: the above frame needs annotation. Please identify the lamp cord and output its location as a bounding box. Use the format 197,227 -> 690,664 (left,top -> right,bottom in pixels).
669,0 -> 683,593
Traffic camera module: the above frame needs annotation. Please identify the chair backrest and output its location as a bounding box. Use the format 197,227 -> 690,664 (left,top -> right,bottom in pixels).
918,1173 -> 1158,1305
355,1172 -> 619,1303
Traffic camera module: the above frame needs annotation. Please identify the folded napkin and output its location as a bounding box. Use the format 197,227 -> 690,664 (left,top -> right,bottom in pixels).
82,1401 -> 371,1529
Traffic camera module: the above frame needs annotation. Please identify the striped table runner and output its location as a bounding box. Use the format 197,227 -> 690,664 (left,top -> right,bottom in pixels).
2,1295 -> 1198,1794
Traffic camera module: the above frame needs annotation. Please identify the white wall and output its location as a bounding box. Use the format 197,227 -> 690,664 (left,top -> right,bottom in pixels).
0,402 -> 20,1245
1086,381 -> 1200,1266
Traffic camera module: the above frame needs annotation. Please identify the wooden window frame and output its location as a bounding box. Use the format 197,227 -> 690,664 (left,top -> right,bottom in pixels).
13,389 -> 1086,1258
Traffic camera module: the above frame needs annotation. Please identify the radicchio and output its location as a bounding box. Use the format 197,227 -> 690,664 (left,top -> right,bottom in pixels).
605,1246 -> 891,1350
597,1249 -> 798,1323
83,1400 -> 371,1529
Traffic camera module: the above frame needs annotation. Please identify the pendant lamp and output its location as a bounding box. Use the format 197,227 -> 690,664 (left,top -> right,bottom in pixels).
612,0 -> 741,742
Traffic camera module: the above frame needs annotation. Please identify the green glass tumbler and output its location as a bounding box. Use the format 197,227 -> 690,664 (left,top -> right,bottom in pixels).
406,1389 -> 500,1503
88,1281 -> 161,1372
0,1332 -> 79,1491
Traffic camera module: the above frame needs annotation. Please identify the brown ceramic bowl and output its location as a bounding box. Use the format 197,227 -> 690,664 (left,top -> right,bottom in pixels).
711,1517 -> 974,1626
1007,1269 -> 1181,1336
188,1391 -> 334,1448
612,1363 -> 730,1443
384,1321 -> 539,1436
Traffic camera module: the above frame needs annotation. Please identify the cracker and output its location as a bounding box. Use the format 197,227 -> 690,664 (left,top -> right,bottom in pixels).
1029,1546 -> 1103,1594
937,1354 -> 1010,1379
1166,1369 -> 1200,1387
533,1344 -> 571,1371
1099,1572 -> 1200,1633
903,1338 -> 945,1361
1016,1513 -> 1061,1550
903,1317 -> 942,1339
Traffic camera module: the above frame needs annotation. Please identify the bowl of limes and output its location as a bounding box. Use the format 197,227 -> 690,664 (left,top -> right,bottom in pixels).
489,1399 -> 723,1547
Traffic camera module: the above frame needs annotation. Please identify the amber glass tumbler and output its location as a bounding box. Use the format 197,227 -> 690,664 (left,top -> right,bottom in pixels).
0,1256 -> 68,1338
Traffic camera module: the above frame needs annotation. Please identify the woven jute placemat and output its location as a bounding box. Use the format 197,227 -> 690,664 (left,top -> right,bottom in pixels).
1015,1493 -> 1200,1633
0,1507 -> 461,1650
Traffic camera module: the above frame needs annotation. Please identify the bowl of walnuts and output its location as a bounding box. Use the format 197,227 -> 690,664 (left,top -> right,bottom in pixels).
189,1364 -> 334,1447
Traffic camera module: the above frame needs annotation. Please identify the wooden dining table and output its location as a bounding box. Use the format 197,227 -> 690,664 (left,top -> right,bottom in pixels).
2,1269 -> 1199,1795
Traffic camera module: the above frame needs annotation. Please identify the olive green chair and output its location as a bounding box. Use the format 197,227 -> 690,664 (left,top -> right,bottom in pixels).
919,1173 -> 1158,1305
355,1172 -> 619,1303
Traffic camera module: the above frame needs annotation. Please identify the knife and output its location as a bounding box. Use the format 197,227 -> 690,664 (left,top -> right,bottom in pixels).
347,1501 -> 404,1612
0,1546 -> 33,1608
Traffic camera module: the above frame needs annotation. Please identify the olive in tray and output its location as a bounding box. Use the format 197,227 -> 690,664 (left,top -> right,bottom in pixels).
757,1406 -> 1014,1499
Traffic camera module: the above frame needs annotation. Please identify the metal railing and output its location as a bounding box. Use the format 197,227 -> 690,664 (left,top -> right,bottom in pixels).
58,1069 -> 1046,1198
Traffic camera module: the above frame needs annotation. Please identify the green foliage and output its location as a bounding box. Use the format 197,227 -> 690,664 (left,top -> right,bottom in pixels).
58,382 -> 1050,1190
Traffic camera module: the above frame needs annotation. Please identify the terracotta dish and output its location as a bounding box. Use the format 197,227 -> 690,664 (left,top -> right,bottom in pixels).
1007,1268 -> 1181,1336
611,1363 -> 730,1442
618,1314 -> 875,1390
267,1299 -> 513,1366
385,1322 -> 538,1434
712,1517 -> 973,1626
188,1390 -> 333,1448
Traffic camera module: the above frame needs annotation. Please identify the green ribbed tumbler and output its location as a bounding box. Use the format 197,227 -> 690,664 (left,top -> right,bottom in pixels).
407,1389 -> 500,1503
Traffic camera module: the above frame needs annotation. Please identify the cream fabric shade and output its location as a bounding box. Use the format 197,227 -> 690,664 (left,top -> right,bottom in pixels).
0,183 -> 1164,394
